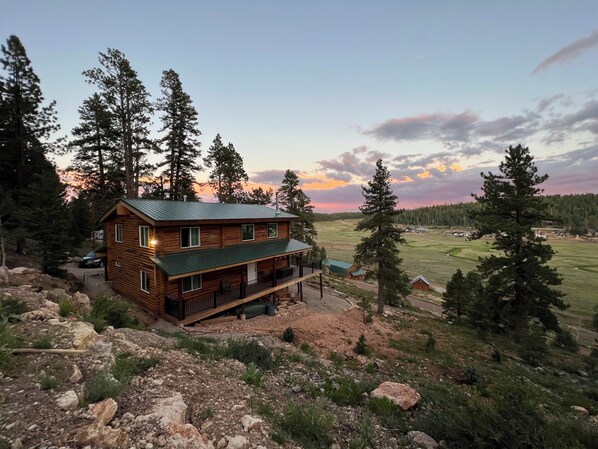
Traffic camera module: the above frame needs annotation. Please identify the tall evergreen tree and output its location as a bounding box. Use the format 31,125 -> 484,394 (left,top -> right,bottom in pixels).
354,160 -> 410,314
70,93 -> 123,205
0,35 -> 61,254
156,69 -> 202,201
15,168 -> 72,275
203,134 -> 248,203
278,170 -> 324,261
442,269 -> 480,318
472,144 -> 567,333
83,49 -> 153,199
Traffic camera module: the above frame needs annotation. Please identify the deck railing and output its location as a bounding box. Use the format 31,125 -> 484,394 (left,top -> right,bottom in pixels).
165,261 -> 323,320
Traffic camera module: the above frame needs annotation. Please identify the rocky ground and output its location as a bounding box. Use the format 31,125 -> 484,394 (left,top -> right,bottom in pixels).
0,267 -> 442,449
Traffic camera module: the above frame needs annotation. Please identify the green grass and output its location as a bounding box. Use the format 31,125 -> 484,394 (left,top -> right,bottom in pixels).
316,220 -> 598,343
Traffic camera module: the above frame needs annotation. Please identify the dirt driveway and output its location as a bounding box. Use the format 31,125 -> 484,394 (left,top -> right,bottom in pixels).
63,262 -> 110,298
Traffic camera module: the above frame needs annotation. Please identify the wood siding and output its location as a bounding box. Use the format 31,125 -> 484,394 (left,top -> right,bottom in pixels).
106,211 -> 163,315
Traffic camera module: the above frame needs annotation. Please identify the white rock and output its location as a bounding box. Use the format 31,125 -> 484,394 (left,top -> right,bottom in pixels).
90,398 -> 118,425
69,321 -> 98,350
150,392 -> 188,426
408,431 -> 439,449
73,291 -> 91,310
43,300 -> 60,314
240,415 -> 263,432
10,267 -> 38,275
371,381 -> 421,410
571,405 -> 589,416
225,435 -> 249,449
69,365 -> 83,383
56,390 -> 79,411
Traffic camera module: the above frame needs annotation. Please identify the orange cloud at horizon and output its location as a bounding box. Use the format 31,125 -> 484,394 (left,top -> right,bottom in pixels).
298,173 -> 350,190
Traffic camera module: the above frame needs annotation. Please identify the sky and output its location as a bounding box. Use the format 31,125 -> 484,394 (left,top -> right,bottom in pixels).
2,0 -> 598,212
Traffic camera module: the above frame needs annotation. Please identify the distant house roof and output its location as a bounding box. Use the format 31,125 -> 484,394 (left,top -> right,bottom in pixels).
151,238 -> 312,279
351,269 -> 367,277
410,274 -> 430,285
101,199 -> 297,224
324,259 -> 352,275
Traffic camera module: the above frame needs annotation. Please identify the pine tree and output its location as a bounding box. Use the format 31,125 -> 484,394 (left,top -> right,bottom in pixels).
0,35 -> 61,253
68,194 -> 93,250
354,160 -> 410,314
278,170 -> 324,260
155,69 -> 202,201
70,93 -> 123,203
15,168 -> 72,275
203,134 -> 248,203
472,144 -> 567,333
83,49 -> 153,199
442,269 -> 474,318
242,187 -> 273,205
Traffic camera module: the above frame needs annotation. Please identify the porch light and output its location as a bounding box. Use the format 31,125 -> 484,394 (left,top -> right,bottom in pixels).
150,238 -> 158,247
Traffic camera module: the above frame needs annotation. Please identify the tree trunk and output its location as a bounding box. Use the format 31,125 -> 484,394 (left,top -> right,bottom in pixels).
377,268 -> 385,314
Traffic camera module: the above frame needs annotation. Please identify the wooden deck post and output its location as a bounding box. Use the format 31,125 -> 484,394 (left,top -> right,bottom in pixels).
319,273 -> 323,299
177,280 -> 184,320
272,258 -> 276,287
299,282 -> 303,301
299,253 -> 304,277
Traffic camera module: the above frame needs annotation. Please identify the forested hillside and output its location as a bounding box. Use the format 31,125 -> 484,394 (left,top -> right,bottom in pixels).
315,193 -> 598,232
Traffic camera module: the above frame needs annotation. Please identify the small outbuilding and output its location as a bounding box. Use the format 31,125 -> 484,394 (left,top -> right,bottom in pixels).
324,259 -> 367,280
410,274 -> 431,291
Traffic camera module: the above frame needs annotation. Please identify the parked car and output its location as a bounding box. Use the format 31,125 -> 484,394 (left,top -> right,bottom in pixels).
79,251 -> 103,268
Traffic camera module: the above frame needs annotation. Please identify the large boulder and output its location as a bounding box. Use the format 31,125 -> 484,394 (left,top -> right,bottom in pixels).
241,415 -> 263,432
9,267 -> 38,275
166,423 -> 210,449
0,266 -> 8,284
21,308 -> 58,321
73,291 -> 91,311
151,392 -> 188,426
72,423 -> 129,449
56,390 -> 79,411
571,405 -> 589,416
47,288 -> 71,302
226,435 -> 249,449
371,381 -> 420,410
408,431 -> 439,449
90,398 -> 118,425
69,321 -> 98,350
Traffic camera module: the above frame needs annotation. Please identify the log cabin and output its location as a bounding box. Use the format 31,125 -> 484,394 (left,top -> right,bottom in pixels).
99,199 -> 322,325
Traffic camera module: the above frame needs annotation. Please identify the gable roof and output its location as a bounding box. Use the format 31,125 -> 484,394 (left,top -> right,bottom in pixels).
151,238 -> 312,279
410,274 -> 430,285
101,199 -> 297,224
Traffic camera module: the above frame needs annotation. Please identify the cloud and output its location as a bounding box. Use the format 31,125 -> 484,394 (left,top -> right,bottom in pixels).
544,99 -> 598,143
533,28 -> 598,74
250,169 -> 287,185
365,112 -> 479,142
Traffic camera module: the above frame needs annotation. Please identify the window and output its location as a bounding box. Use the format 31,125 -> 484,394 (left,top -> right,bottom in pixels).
181,227 -> 200,248
139,226 -> 149,247
182,274 -> 202,292
267,223 -> 278,238
242,224 -> 255,241
140,270 -> 150,293
115,224 -> 122,243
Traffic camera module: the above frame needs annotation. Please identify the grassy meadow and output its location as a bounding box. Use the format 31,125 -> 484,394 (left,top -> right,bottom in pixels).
316,219 -> 598,341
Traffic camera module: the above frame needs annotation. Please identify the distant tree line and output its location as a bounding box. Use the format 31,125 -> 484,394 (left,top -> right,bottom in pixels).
315,194 -> 598,234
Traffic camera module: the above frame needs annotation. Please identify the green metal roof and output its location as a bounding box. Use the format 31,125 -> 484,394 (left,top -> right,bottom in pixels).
122,199 -> 297,222
351,269 -> 367,276
324,259 -> 352,275
151,238 -> 312,278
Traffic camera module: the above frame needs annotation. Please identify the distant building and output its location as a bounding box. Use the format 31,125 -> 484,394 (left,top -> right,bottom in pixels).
323,259 -> 367,280
410,274 -> 431,291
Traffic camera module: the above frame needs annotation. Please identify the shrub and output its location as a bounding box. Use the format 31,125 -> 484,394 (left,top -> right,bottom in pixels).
0,297 -> 27,319
517,329 -> 548,366
39,374 -> 58,390
86,294 -> 139,332
58,298 -> 74,317
174,333 -> 220,358
32,335 -> 53,349
242,362 -> 263,387
84,370 -> 123,403
552,329 -> 579,353
464,367 -> 483,385
323,377 -> 367,407
425,334 -> 436,352
0,437 -> 10,449
348,413 -> 376,449
491,348 -> 502,363
299,342 -> 312,353
354,334 -> 371,356
367,397 -> 404,429
282,327 -> 295,343
276,401 -> 334,449
0,320 -> 18,372
225,339 -> 274,370
111,352 -> 159,382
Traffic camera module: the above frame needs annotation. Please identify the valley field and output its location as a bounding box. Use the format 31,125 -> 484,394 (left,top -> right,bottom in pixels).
316,219 -> 598,343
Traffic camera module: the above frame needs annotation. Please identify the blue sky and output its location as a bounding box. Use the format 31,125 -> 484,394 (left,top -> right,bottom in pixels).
2,1 -> 598,211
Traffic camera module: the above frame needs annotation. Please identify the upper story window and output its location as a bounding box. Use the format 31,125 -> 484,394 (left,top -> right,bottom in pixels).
242,224 -> 255,241
181,227 -> 200,248
115,224 -> 123,243
139,226 -> 149,248
182,274 -> 202,293
267,223 -> 278,238
140,270 -> 150,293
